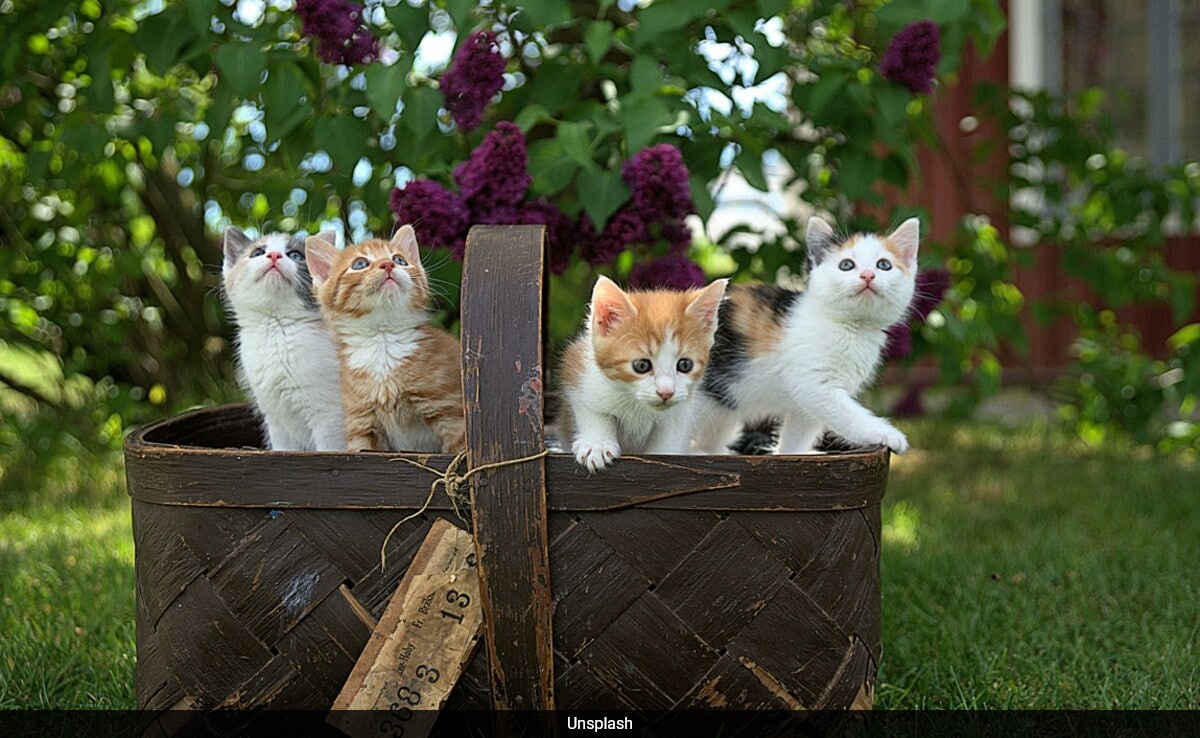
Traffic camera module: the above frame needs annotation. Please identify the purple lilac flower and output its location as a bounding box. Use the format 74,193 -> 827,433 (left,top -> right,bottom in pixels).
454,121 -> 531,215
440,31 -> 507,132
295,0 -> 378,66
628,252 -> 707,291
910,267 -> 951,321
389,179 -> 469,258
621,144 -> 694,222
883,322 -> 914,361
584,206 -> 647,265
659,220 -> 694,253
891,381 -> 930,418
880,20 -> 941,94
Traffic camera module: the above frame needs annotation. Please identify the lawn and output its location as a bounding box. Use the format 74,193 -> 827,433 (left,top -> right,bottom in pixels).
0,417 -> 1196,709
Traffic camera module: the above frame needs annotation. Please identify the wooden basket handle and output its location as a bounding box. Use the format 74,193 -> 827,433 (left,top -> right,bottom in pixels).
459,225 -> 555,712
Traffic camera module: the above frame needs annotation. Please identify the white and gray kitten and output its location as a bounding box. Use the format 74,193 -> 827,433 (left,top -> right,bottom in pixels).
222,226 -> 346,451
693,217 -> 919,455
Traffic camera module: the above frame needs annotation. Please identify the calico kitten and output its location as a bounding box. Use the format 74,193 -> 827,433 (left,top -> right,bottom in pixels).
305,226 -> 465,453
558,276 -> 728,472
221,226 -> 347,451
694,217 -> 919,455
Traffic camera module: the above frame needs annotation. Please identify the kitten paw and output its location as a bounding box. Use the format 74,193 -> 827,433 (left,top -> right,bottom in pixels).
878,426 -> 909,454
574,438 -> 621,472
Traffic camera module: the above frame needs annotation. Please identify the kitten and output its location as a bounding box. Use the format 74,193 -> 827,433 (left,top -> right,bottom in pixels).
305,226 -> 465,453
558,276 -> 728,472
221,226 -> 347,451
694,217 -> 919,455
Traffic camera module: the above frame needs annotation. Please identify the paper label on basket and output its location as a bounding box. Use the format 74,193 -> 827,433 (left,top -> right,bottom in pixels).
329,518 -> 484,738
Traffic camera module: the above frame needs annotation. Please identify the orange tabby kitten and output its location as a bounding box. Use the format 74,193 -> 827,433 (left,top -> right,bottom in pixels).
558,276 -> 728,471
305,226 -> 465,453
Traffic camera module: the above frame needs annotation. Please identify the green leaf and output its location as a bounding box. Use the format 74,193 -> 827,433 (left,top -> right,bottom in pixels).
444,0 -> 476,32
755,0 -> 789,17
514,103 -> 551,131
556,120 -> 595,170
400,85 -> 442,142
629,56 -> 662,97
215,44 -> 266,98
87,49 -> 114,110
753,41 -> 791,81
631,0 -> 696,49
797,72 -> 846,122
584,20 -> 613,65
690,174 -> 715,221
736,147 -> 768,192
263,62 -> 306,133
619,96 -> 671,152
183,0 -> 211,37
385,2 -> 429,53
577,169 -> 630,231
365,62 -> 409,121
139,9 -> 193,74
528,139 -> 580,196
315,117 -> 370,172
837,147 -> 883,202
527,60 -> 585,115
1168,323 -> 1200,352
518,0 -> 571,29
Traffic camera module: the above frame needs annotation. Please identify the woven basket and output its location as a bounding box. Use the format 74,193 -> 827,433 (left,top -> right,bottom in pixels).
124,225 -> 889,715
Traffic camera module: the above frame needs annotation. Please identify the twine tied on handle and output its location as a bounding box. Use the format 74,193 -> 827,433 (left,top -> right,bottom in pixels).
380,449 -> 549,570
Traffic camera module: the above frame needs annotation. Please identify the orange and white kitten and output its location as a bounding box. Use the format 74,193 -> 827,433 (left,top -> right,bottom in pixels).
558,276 -> 728,471
305,226 -> 465,453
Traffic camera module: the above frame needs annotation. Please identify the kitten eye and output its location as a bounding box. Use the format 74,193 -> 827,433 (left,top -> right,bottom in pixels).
838,258 -> 855,271
250,247 -> 266,258
350,257 -> 370,270
287,250 -> 305,262
392,254 -> 408,266
676,358 -> 694,373
631,358 -> 652,374
876,258 -> 892,271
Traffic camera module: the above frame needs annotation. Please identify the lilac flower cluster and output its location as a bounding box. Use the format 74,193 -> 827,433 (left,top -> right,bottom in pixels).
295,0 -> 378,66
440,31 -> 507,132
454,122 -> 531,214
600,144 -> 705,288
388,179 -> 469,258
880,20 -> 941,94
390,123 -> 586,272
884,267 -> 951,361
628,252 -> 707,291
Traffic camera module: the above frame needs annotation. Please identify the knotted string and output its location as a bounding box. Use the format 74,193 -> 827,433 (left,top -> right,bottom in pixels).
379,449 -> 549,570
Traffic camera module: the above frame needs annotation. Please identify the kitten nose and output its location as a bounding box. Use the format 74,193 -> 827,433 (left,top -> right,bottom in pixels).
657,388 -> 675,402
860,270 -> 875,283
267,252 -> 282,264
380,260 -> 394,272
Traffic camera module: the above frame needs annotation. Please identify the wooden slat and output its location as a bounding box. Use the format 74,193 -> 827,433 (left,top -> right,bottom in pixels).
126,411 -> 890,512
459,225 -> 555,714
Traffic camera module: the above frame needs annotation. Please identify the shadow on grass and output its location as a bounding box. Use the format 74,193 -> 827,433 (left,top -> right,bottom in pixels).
877,419 -> 1200,709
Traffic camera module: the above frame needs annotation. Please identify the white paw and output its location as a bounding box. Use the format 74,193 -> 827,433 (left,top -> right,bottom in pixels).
573,438 -> 621,472
877,425 -> 909,454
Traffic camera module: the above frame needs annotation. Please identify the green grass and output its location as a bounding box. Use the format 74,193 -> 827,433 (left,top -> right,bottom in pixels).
0,497 -> 135,708
0,418 -> 1196,708
877,419 -> 1200,708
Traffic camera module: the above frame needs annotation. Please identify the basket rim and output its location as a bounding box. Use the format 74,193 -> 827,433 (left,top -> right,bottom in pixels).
124,404 -> 889,513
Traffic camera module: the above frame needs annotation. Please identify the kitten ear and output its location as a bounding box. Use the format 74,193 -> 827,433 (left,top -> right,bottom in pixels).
390,225 -> 422,267
590,276 -> 637,337
806,217 -> 837,266
304,234 -> 338,289
222,226 -> 253,271
888,217 -> 920,269
685,278 -> 729,333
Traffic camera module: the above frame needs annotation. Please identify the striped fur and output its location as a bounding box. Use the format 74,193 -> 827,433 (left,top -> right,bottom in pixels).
306,226 -> 465,453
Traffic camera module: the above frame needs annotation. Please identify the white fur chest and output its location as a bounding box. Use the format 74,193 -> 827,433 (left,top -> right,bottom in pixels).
339,329 -> 422,379
238,316 -> 340,392
780,313 -> 887,395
